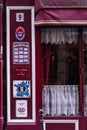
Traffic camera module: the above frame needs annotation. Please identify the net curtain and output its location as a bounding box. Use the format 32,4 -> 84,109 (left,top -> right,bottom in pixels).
42,85 -> 79,116
41,28 -> 79,44
41,27 -> 87,44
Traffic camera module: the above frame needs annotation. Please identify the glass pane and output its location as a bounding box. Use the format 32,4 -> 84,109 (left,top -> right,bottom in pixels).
41,28 -> 80,117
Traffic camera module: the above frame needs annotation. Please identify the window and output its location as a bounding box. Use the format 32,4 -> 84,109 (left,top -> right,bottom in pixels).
41,27 -> 80,116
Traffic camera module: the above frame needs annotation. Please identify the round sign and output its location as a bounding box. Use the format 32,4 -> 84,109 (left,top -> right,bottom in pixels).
15,26 -> 25,40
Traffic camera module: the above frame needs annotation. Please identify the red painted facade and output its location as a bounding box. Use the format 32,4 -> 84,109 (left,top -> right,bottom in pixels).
0,0 -> 87,130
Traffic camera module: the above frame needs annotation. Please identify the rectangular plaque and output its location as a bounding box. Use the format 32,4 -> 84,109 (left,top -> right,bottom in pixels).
13,80 -> 31,98
16,100 -> 28,117
13,42 -> 30,64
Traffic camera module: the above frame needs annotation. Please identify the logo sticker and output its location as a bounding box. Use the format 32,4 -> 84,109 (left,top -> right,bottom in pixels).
15,26 -> 25,40
13,80 -> 30,98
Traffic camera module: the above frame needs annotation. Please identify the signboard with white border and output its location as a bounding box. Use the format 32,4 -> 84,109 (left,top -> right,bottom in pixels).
6,6 -> 35,123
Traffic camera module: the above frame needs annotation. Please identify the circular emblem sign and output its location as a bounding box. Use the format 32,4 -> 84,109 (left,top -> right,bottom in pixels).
15,26 -> 25,40
18,107 -> 25,112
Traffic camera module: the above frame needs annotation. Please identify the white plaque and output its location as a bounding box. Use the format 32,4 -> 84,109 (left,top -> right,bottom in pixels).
16,100 -> 28,117
13,42 -> 30,64
16,13 -> 24,22
13,80 -> 31,98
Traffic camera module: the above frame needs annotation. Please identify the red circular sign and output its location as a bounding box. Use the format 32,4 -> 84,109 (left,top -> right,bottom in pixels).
15,26 -> 25,40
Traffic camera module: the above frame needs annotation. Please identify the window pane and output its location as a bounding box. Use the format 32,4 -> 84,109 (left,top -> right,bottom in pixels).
42,43 -> 79,85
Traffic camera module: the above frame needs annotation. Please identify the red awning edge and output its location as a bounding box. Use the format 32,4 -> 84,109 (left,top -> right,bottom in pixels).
35,20 -> 87,26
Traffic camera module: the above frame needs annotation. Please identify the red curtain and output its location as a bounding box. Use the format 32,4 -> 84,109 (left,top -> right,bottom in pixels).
45,44 -> 51,84
42,44 -> 51,85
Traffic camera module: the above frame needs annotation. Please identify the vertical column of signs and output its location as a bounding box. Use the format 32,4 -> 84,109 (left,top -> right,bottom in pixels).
7,6 -> 35,123
14,12 -> 31,118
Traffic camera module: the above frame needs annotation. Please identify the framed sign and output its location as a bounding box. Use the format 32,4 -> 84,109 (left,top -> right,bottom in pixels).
7,6 -> 35,123
16,100 -> 28,117
13,80 -> 31,98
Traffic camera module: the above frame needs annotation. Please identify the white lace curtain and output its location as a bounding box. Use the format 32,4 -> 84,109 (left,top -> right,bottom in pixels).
42,85 -> 79,116
41,27 -> 87,44
41,28 -> 79,44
